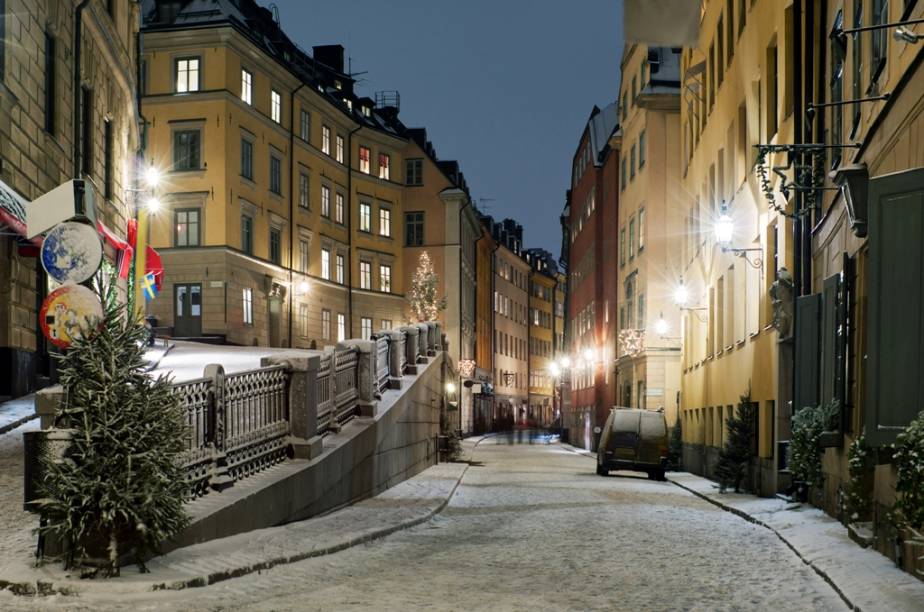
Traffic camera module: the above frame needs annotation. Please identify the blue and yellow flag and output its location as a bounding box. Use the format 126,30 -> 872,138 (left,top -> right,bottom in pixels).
142,272 -> 159,302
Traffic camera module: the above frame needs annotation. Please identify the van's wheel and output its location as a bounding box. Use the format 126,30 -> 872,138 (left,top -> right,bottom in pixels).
649,469 -> 666,481
596,460 -> 608,476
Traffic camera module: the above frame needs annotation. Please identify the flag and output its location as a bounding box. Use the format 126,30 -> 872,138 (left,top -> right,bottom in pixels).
142,272 -> 159,302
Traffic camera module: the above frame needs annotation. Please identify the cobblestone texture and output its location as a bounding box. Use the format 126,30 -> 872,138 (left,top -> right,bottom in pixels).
3,437 -> 848,611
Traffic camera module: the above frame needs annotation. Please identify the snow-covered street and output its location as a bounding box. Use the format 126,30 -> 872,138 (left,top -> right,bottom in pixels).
7,437 -> 848,611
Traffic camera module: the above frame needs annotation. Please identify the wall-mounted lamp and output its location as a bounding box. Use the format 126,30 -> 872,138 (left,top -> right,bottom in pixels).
715,201 -> 763,269
830,163 -> 869,237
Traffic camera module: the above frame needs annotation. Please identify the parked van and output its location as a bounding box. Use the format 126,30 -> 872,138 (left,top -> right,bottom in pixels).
595,408 -> 669,480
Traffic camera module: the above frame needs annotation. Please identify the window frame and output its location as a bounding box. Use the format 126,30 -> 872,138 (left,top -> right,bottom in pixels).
405,158 -> 423,185
322,125 -> 331,155
241,214 -> 253,254
335,192 -> 345,224
379,206 -> 391,237
173,128 -> 202,171
298,172 -> 310,209
269,226 -> 282,264
380,264 -> 392,292
359,201 -> 372,233
174,208 -> 201,248
322,309 -> 331,340
321,248 -> 331,280
175,56 -> 201,94
405,211 -> 425,246
321,185 -> 331,217
271,89 -> 281,123
336,253 -> 345,284
299,238 -> 309,272
378,153 -> 391,180
359,260 -> 372,290
241,68 -> 253,105
337,313 -> 346,342
269,153 -> 282,195
336,134 -> 344,163
359,145 -> 371,174
299,109 -> 310,141
242,287 -> 254,325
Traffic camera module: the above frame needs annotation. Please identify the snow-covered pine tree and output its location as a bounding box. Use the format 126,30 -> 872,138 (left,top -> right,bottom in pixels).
408,251 -> 446,322
37,284 -> 189,576
715,392 -> 758,493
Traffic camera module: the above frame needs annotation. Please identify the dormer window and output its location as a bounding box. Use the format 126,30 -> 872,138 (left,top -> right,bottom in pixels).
334,79 -> 342,90
345,99 -> 353,111
362,106 -> 371,117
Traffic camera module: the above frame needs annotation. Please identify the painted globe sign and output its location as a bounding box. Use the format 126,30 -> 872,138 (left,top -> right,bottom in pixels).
40,221 -> 103,286
39,285 -> 103,349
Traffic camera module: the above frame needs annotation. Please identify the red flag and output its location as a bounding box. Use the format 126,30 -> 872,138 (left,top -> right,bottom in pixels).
145,245 -> 163,290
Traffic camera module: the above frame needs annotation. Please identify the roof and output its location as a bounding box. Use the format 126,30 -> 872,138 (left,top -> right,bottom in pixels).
140,0 -> 407,138
587,102 -> 619,166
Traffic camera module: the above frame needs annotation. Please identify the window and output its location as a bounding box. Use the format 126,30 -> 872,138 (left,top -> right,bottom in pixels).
322,309 -> 331,340
621,158 -> 627,190
175,209 -> 200,247
766,42 -> 778,138
726,0 -> 734,64
176,57 -> 200,93
630,144 -> 636,179
708,43 -> 716,111
321,248 -> 330,280
299,109 -> 310,141
621,92 -> 627,120
629,216 -> 636,259
738,0 -> 746,37
299,172 -> 309,209
379,207 -> 391,237
360,260 -> 372,289
269,227 -> 281,264
242,288 -> 253,325
336,254 -> 344,284
717,16 -> 725,86
406,158 -> 423,185
870,0 -> 888,88
851,1 -> 863,134
336,134 -> 344,163
299,239 -> 309,272
271,89 -> 281,123
638,130 -> 646,168
638,293 -> 646,329
405,212 -> 424,246
359,146 -> 371,174
378,153 -> 390,180
321,185 -> 331,217
830,10 -> 845,168
632,75 -> 637,101
240,138 -> 253,179
241,68 -> 252,105
298,303 -> 309,336
103,120 -> 113,199
337,313 -> 346,342
269,155 -> 282,194
335,192 -> 344,224
361,317 -> 373,340
638,208 -> 646,251
173,130 -> 201,170
620,227 -> 626,266
359,202 -> 372,232
381,319 -> 392,331
81,87 -> 92,175
322,125 -> 331,155
44,32 -> 56,134
241,214 -> 253,254
380,264 -> 391,292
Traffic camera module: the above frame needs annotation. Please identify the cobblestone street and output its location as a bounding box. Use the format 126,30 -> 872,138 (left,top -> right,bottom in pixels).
8,438 -> 848,611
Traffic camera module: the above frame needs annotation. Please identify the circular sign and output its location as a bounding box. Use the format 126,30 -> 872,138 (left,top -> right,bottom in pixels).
41,221 -> 103,285
593,426 -> 602,434
39,285 -> 103,349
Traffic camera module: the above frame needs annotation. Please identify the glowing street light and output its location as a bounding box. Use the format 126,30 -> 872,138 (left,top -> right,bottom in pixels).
654,315 -> 669,336
560,355 -> 572,369
582,347 -> 596,363
298,280 -> 310,295
548,361 -> 561,377
715,203 -> 735,246
145,197 -> 161,213
673,283 -> 689,307
144,166 -> 161,188
445,381 -> 456,395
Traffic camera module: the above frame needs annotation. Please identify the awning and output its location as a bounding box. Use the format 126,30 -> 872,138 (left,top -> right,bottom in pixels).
0,178 -> 42,248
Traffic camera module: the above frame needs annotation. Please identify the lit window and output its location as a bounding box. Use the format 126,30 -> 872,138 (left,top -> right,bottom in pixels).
337,313 -> 346,342
359,202 -> 371,232
361,317 -> 372,340
321,248 -> 330,280
381,319 -> 392,330
639,130 -> 646,168
335,193 -> 344,224
378,153 -> 390,179
241,68 -> 252,105
336,134 -> 344,163
242,288 -> 253,324
322,125 -> 331,155
629,217 -> 636,259
336,254 -> 344,284
380,264 -> 391,292
299,303 -> 309,336
322,309 -> 331,340
379,207 -> 391,237
175,57 -> 200,93
359,146 -> 371,174
271,90 -> 281,123
638,208 -> 646,251
321,185 -> 330,217
299,239 -> 309,272
173,130 -> 201,170
360,260 -> 371,289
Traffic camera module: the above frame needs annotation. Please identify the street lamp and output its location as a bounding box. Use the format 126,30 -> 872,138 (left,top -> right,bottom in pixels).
654,315 -> 669,336
673,282 -> 689,307
145,197 -> 161,213
144,166 -> 161,188
582,347 -> 596,363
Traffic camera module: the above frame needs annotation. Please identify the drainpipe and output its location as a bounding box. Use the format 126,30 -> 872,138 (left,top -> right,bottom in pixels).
287,83 -> 308,347
346,125 -> 362,339
73,0 -> 92,177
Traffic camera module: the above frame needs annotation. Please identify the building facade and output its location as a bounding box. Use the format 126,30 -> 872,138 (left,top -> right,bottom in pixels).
0,0 -> 140,396
141,2 -> 406,350
472,225 -> 497,434
614,44 -> 683,425
401,128 -> 480,433
524,248 -> 558,427
562,103 -> 620,449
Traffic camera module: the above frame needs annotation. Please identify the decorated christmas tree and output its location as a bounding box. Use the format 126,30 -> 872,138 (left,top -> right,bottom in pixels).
715,392 -> 758,493
408,251 -> 446,322
37,283 -> 189,576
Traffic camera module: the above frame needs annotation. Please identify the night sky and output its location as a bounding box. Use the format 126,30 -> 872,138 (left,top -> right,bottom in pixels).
272,0 -> 625,259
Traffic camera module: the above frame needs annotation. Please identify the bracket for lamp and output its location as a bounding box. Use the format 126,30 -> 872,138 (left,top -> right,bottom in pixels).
722,246 -> 763,269
680,306 -> 708,324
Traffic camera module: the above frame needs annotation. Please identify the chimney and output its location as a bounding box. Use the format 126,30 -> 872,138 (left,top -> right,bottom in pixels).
312,45 -> 345,73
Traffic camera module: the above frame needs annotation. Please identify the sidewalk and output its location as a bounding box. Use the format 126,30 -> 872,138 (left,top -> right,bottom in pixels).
0,395 -> 36,435
0,446 -> 473,598
670,471 -> 924,612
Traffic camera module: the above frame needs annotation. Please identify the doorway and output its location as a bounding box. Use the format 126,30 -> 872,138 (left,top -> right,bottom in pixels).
174,283 -> 202,337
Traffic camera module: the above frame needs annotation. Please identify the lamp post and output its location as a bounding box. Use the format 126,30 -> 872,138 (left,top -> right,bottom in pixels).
126,164 -> 161,319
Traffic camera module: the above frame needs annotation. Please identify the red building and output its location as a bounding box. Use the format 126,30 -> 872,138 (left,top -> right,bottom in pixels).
560,103 -> 620,449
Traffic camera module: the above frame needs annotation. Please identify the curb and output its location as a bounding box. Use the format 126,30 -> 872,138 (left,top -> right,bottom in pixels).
0,462 -> 471,597
669,477 -> 858,612
0,413 -> 38,436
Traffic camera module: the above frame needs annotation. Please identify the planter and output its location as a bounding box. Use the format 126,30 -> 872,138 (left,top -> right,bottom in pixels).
23,428 -> 75,512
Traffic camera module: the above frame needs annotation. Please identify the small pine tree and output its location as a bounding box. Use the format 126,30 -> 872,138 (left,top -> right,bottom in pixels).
666,416 -> 683,471
715,392 -> 758,493
408,251 -> 446,322
37,286 -> 189,576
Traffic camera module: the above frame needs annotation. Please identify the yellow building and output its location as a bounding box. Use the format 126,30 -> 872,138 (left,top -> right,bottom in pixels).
614,44 -> 683,425
141,3 -> 406,348
525,249 -> 558,426
0,0 -> 140,396
676,0 -> 797,495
